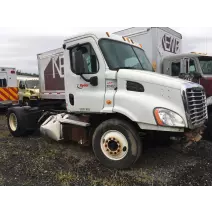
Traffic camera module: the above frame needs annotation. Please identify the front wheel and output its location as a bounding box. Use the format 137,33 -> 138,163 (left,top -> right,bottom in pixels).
92,119 -> 142,169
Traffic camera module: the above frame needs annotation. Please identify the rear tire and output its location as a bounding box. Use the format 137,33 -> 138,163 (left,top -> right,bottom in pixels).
7,109 -> 28,137
92,119 -> 142,169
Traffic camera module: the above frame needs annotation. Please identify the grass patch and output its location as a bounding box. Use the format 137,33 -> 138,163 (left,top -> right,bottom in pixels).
57,171 -> 80,186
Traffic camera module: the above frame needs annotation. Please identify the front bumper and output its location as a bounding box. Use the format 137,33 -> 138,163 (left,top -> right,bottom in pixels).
30,96 -> 39,101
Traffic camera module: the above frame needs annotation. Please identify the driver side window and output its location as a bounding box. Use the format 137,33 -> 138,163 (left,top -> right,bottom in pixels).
19,81 -> 25,89
185,59 -> 197,73
71,43 -> 99,74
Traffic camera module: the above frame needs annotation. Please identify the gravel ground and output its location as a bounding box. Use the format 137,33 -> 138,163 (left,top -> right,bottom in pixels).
1,110 -> 212,186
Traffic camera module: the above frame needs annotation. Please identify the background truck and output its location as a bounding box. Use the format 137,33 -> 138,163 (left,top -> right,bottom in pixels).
17,76 -> 40,106
0,67 -> 18,108
114,27 -> 212,139
7,31 -> 207,169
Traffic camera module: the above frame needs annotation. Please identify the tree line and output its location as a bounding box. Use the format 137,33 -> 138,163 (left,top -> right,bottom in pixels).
16,70 -> 38,77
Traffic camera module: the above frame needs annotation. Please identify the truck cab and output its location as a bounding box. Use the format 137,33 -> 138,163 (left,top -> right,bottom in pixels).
17,77 -> 40,106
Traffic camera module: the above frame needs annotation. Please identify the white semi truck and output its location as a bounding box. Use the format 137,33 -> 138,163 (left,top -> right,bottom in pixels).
7,31 -> 207,169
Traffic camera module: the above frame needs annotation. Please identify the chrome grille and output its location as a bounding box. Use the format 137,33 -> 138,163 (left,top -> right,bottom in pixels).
186,87 -> 207,127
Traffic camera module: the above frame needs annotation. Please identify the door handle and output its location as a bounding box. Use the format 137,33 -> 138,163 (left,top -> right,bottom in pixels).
69,94 -> 74,106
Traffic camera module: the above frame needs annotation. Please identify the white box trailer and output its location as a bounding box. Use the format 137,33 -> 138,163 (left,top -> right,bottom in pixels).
114,27 -> 182,73
37,48 -> 65,100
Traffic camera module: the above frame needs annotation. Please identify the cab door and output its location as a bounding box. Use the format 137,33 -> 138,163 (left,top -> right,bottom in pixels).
64,36 -> 106,113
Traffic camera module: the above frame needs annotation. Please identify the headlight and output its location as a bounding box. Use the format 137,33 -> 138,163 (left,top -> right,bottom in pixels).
154,108 -> 185,127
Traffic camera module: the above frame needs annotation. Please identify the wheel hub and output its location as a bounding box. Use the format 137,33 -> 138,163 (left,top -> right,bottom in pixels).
105,138 -> 121,155
9,113 -> 18,132
101,131 -> 129,161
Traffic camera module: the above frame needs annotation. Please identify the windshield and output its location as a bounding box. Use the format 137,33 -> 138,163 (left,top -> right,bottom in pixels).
198,56 -> 212,74
99,39 -> 154,72
25,80 -> 39,89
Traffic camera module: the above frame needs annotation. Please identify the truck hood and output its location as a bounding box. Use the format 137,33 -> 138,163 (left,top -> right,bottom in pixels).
119,69 -> 198,90
27,89 -> 40,94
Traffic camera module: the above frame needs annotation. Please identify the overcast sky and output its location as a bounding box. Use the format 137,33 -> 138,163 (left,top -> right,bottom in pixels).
0,27 -> 211,74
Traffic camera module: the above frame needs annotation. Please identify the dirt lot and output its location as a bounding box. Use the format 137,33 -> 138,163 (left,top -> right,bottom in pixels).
1,111 -> 212,186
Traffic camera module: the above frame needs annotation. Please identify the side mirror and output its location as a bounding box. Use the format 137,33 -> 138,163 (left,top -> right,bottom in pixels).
74,51 -> 85,75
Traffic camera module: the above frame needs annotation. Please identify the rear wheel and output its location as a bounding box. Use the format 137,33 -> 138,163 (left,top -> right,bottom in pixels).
92,119 -> 142,169
7,109 -> 28,137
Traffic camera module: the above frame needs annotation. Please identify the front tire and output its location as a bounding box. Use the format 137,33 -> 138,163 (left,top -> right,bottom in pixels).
92,119 -> 142,169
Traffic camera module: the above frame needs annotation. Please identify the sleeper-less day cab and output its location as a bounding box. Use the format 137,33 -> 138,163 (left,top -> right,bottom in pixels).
7,32 -> 207,169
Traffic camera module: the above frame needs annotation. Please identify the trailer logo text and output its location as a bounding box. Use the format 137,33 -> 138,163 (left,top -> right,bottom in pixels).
162,34 -> 180,54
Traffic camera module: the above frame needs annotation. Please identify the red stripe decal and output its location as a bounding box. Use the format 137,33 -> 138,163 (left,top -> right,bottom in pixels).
4,88 -> 18,100
0,90 -> 9,100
